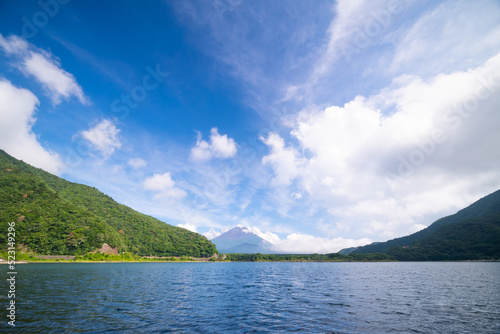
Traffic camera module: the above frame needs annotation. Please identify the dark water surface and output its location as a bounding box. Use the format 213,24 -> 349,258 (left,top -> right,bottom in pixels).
2,262 -> 499,333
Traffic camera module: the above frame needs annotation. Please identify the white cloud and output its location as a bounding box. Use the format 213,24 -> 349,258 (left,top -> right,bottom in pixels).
143,172 -> 187,199
80,119 -> 121,157
190,127 -> 237,161
0,34 -> 29,55
0,34 -> 88,105
177,223 -> 198,233
310,0 -> 405,83
23,52 -> 88,105
0,79 -> 63,174
210,128 -> 237,158
391,0 -> 500,77
230,223 -> 372,253
271,233 -> 372,254
204,228 -> 221,240
190,134 -> 211,161
285,0 -> 500,108
236,224 -> 282,244
263,53 -> 500,239
260,132 -> 301,186
127,157 -> 147,169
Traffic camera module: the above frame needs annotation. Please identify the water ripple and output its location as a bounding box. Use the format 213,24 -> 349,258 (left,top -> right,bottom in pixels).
2,262 -> 499,333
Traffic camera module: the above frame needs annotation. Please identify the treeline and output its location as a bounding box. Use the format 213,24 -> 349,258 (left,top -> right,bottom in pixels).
0,251 -> 198,262
73,253 -> 196,262
225,252 -> 395,262
0,150 -> 217,257
353,189 -> 500,256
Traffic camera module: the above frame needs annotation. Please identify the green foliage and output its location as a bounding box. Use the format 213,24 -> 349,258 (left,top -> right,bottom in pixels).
354,189 -> 500,256
0,150 -> 217,257
0,250 -> 43,261
74,252 -> 140,262
387,216 -> 500,261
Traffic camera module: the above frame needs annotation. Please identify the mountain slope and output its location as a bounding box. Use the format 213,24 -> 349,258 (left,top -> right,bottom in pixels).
0,149 -> 217,257
212,226 -> 275,253
387,216 -> 500,260
352,189 -> 500,260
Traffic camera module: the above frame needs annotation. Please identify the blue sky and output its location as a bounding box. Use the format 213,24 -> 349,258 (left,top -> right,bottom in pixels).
1,0 -> 500,253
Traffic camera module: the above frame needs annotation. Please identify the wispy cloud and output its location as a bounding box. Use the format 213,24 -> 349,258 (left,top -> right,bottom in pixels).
0,34 -> 89,105
311,0 -> 400,80
52,35 -> 134,90
22,52 -> 88,105
390,0 -> 500,77
0,34 -> 29,54
172,1 -> 333,119
127,157 -> 147,169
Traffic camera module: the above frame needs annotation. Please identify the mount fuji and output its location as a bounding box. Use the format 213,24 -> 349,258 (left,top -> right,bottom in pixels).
211,226 -> 276,254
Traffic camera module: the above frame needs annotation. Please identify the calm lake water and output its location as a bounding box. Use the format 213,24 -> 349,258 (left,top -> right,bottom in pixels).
2,262 -> 499,333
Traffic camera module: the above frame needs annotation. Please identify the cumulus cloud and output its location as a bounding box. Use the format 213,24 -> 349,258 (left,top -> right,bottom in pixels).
271,233 -> 372,254
263,53 -> 500,239
0,79 -> 63,174
143,172 -> 187,199
177,223 -> 198,233
204,228 -> 221,240
190,128 -> 237,161
0,34 -> 88,105
235,224 -> 282,244
230,224 -> 372,253
80,119 -> 121,157
260,132 -> 301,186
127,157 -> 147,169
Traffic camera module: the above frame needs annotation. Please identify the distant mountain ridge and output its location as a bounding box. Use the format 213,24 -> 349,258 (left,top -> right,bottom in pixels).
0,149 -> 217,257
348,189 -> 500,260
211,226 -> 275,253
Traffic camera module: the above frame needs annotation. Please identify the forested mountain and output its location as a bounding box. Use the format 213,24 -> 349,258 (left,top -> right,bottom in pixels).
351,189 -> 500,260
0,150 -> 217,257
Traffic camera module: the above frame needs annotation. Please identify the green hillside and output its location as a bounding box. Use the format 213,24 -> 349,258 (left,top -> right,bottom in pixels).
0,150 -> 217,257
387,216 -> 500,260
352,189 -> 500,260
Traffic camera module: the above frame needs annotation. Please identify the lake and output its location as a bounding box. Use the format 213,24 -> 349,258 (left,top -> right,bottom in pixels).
2,262 -> 499,333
